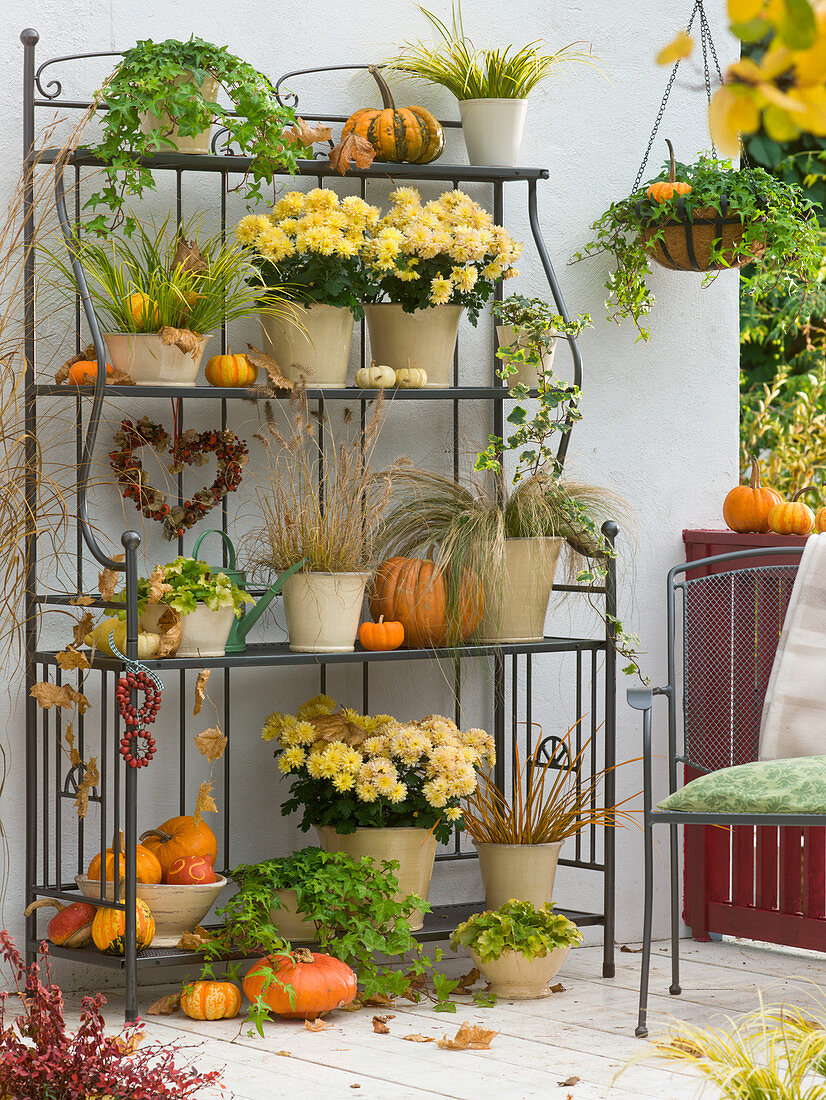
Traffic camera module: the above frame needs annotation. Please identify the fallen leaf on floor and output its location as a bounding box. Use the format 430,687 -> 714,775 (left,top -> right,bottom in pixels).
402,1034 -> 435,1043
146,992 -> 181,1015
176,926 -> 212,950
113,1033 -> 143,1054
274,1050 -> 291,1057
340,1000 -> 362,1012
437,1022 -> 498,1050
550,983 -> 566,993
305,1018 -> 331,1032
350,1086 -> 361,1090
372,1014 -> 394,1034
193,669 -> 210,715
453,967 -> 480,994
363,992 -> 395,1007
620,944 -> 642,953
558,1076 -> 580,1087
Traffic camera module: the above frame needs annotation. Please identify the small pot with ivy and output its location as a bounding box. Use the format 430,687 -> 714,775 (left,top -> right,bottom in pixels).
573,141 -> 822,341
492,294 -> 590,389
451,899 -> 582,999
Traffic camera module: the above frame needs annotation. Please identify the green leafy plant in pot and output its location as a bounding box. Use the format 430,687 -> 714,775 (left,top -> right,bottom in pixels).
451,899 -> 582,999
492,294 -> 590,389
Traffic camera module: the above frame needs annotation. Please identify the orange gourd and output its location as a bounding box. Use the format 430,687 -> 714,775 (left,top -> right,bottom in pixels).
768,488 -> 816,535
646,139 -> 693,204
23,898 -> 96,949
68,360 -> 114,385
242,949 -> 357,1019
91,898 -> 155,955
140,816 -> 218,879
341,66 -> 444,165
126,291 -> 161,329
204,352 -> 258,388
723,457 -> 783,534
815,507 -> 826,533
87,832 -> 162,885
358,614 -> 404,651
181,980 -> 241,1020
369,554 -> 484,649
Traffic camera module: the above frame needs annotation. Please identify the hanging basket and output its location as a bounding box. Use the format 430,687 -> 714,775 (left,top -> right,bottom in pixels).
638,195 -> 765,272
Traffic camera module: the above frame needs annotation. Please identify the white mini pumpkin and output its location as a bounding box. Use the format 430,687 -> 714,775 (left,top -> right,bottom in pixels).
355,363 -> 396,388
394,367 -> 428,389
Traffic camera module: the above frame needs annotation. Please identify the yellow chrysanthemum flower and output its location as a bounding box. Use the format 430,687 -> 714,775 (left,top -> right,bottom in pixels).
305,751 -> 327,779
304,187 -> 339,212
429,276 -> 453,306
279,746 -> 306,772
297,694 -> 336,720
451,266 -> 478,292
387,781 -> 408,804
235,215 -> 260,245
272,191 -> 306,219
356,781 -> 378,803
333,772 -> 356,792
445,806 -> 463,822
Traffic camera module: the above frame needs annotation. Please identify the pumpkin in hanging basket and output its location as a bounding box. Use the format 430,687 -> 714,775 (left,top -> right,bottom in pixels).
242,949 -> 357,1019
723,457 -> 783,534
369,553 -> 484,649
341,65 -> 444,165
768,488 -> 816,535
140,816 -> 218,881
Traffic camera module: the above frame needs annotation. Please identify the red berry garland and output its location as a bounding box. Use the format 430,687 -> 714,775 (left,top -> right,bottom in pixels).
116,669 -> 161,768
109,417 -> 248,541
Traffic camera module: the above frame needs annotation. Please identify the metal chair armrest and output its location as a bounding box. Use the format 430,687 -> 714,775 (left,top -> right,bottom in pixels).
627,687 -> 655,712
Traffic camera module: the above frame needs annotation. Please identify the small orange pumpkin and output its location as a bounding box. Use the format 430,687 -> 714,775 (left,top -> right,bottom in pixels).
204,352 -> 258,388
243,949 -> 357,1019
815,507 -> 826,533
164,854 -> 217,885
140,816 -> 218,880
87,832 -> 163,885
341,66 -> 444,165
91,898 -> 155,955
723,457 -> 784,534
68,359 -> 114,385
181,980 -> 241,1020
126,291 -> 161,330
768,487 -> 816,535
358,614 -> 404,651
646,139 -> 693,204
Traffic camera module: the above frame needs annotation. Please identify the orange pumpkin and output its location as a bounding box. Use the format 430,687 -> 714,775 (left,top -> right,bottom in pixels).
243,949 -> 357,1019
358,614 -> 404,651
181,980 -> 241,1020
68,359 -> 114,385
646,139 -> 693,204
369,554 -> 484,648
815,507 -> 826,533
87,832 -> 162,885
164,854 -> 217,885
341,66 -> 444,165
91,898 -> 155,955
23,898 -> 96,949
126,291 -> 161,330
204,352 -> 257,388
723,457 -> 783,534
768,488 -> 816,535
140,816 -> 217,880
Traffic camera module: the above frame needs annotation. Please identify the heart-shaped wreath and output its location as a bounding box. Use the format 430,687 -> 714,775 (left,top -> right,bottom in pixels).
109,416 -> 248,541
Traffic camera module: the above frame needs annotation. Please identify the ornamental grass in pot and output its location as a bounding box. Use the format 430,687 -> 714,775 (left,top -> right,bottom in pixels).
362,186 -> 522,387
262,695 -> 495,930
237,189 -> 380,387
451,899 -> 582,999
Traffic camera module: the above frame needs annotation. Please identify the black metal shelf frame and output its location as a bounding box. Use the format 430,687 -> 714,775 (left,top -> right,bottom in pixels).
21,29 -> 616,1021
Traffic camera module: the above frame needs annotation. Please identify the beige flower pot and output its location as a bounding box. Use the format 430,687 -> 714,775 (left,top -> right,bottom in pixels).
103,332 -> 210,386
364,303 -> 463,388
260,303 -> 354,388
139,74 -> 219,155
315,825 -> 437,931
141,602 -> 235,658
480,537 -> 563,643
270,889 -> 317,943
459,98 -> 528,167
469,944 -> 570,999
475,841 -> 564,910
496,324 -> 558,388
282,572 -> 368,653
76,873 -> 226,948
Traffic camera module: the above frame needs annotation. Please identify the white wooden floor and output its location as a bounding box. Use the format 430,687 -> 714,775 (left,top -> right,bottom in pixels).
62,939 -> 826,1099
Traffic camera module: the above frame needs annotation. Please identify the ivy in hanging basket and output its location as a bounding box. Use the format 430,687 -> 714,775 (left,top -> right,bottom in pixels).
109,417 -> 248,540
572,145 -> 823,341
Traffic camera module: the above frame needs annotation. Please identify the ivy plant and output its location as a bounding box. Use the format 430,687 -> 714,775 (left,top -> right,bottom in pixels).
85,37 -> 301,235
450,899 -> 582,963
138,557 -> 251,616
573,151 -> 823,341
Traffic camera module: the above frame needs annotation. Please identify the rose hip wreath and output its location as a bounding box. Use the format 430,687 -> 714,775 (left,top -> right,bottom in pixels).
109,416 -> 248,541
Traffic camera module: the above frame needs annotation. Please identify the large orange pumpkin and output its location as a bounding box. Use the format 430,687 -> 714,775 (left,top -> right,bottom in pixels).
369,554 -> 484,648
768,488 -> 815,535
204,352 -> 257,388
140,816 -> 218,879
341,66 -> 444,165
91,898 -> 155,955
181,980 -> 241,1020
87,832 -> 162,885
243,949 -> 357,1019
723,457 -> 783,534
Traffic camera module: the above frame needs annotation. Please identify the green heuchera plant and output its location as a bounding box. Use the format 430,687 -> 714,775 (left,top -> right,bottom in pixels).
451,899 -> 582,962
86,37 -> 302,235
574,152 -> 823,341
138,557 -> 252,617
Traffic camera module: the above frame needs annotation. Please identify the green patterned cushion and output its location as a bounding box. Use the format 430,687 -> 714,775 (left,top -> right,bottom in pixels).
658,757 -> 826,814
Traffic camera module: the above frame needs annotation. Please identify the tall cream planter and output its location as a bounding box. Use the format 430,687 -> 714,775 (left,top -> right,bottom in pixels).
469,945 -> 571,999
282,571 -> 368,653
459,98 -> 528,167
316,825 -> 437,931
480,537 -> 562,643
364,303 -> 462,388
476,841 -> 564,910
139,74 -> 220,155
260,303 -> 353,388
496,324 -> 558,388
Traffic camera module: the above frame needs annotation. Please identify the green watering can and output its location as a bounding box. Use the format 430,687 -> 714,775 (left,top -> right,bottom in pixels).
191,530 -> 303,653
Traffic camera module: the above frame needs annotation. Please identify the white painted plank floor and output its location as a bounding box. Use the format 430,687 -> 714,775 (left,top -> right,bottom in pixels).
61,939 -> 826,1099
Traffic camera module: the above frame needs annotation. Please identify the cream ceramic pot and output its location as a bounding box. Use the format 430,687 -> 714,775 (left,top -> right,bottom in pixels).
475,841 -> 564,910
364,303 -> 462,388
469,944 -> 571,999
480,537 -> 562,643
260,303 -> 354,388
496,324 -> 558,388
270,889 -> 317,943
104,332 -> 210,386
281,571 -> 368,653
459,98 -> 528,167
139,73 -> 220,155
141,601 -> 235,658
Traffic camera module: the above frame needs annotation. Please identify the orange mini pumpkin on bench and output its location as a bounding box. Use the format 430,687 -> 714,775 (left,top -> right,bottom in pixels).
723,456 -> 783,534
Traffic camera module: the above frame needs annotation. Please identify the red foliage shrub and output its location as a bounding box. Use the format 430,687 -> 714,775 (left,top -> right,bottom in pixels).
0,930 -> 223,1099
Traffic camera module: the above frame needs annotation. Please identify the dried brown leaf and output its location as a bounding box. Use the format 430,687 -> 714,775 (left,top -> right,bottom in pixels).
437,1022 -> 498,1051
146,992 -> 181,1015
453,967 -> 480,995
97,554 -> 124,602
74,755 -> 99,819
193,726 -> 227,763
55,646 -> 90,672
305,1018 -> 331,1032
362,992 -> 395,1008
371,1014 -> 394,1034
113,1033 -> 143,1055
288,117 -> 333,147
620,945 -> 642,953
246,344 -> 293,391
558,1077 -> 580,1088
549,983 -> 566,993
328,131 -> 375,176
72,611 -> 95,647
177,926 -> 213,950
274,1050 -> 291,1057
339,1000 -> 362,1013
156,607 -> 181,658
193,669 -> 211,715
65,728 -> 80,767
401,1034 -> 435,1043
70,596 -> 95,606
311,711 -> 369,747
159,326 -> 201,357
147,565 -> 173,605
30,682 -> 90,714
193,780 -> 217,826
172,236 -> 208,274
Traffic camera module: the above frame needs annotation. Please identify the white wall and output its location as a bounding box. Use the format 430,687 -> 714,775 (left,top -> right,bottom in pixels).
0,0 -> 739,989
